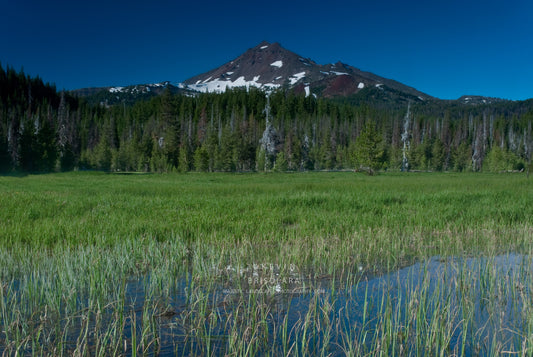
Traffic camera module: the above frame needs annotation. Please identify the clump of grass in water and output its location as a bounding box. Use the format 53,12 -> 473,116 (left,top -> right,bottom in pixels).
2,242 -> 533,355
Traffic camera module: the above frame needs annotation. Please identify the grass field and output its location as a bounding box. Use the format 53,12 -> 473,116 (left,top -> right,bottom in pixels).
1,171 -> 533,355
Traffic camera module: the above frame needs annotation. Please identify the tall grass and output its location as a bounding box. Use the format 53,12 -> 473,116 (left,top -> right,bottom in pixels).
1,171 -> 533,355
2,171 -> 533,260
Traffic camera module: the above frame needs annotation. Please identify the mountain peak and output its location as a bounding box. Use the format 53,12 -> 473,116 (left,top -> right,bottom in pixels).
181,42 -> 431,100
253,41 -> 278,49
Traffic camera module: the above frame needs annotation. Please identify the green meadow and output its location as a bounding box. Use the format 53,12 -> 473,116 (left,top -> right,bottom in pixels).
1,172 -> 533,355
2,171 -> 533,253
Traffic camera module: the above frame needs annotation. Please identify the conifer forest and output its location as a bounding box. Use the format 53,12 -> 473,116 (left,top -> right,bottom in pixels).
1,64 -> 533,175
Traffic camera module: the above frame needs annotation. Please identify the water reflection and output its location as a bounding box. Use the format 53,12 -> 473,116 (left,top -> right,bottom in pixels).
2,253 -> 532,355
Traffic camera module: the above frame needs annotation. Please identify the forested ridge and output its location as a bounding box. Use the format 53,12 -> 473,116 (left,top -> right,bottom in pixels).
1,64 -> 533,174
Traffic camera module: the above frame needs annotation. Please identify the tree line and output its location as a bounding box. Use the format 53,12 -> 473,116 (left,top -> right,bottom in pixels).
1,64 -> 533,174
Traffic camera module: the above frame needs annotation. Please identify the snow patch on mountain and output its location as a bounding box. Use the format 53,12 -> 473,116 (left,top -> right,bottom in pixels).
260,45 -> 268,49
358,82 -> 365,89
187,76 -> 280,93
108,83 -> 167,95
270,60 -> 283,68
289,72 -> 306,85
304,86 -> 310,97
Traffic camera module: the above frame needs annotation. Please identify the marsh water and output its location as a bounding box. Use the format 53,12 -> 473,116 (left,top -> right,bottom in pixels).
2,253 -> 532,355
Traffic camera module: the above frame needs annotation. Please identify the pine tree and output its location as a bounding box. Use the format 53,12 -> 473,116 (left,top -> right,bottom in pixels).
351,121 -> 383,175
35,118 -> 58,172
19,121 -> 38,172
150,139 -> 167,173
94,135 -> 112,171
431,138 -> 446,171
453,142 -> 471,172
273,151 -> 288,172
256,147 -> 266,172
178,146 -> 190,173
193,145 -> 209,172
0,134 -> 10,172
60,142 -> 76,171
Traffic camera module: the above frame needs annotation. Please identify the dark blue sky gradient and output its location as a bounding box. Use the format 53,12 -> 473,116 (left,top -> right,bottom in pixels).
1,0 -> 531,100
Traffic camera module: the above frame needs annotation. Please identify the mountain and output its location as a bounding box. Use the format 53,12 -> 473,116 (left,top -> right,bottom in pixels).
70,82 -> 189,106
71,41 -> 510,107
182,41 -> 432,101
456,95 -> 508,105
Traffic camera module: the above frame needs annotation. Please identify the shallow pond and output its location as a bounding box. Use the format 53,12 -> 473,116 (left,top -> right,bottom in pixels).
2,253 -> 532,355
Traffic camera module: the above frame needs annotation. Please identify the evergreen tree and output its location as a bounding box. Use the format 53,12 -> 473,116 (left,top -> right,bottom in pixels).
452,142 -> 471,172
112,139 -> 137,172
150,139 -> 167,173
138,134 -> 153,172
273,151 -> 288,172
256,147 -> 266,172
19,121 -> 38,172
351,121 -> 383,175
0,134 -> 11,172
193,145 -> 209,172
35,118 -> 58,172
178,146 -> 190,173
483,147 -> 520,172
216,127 -> 237,172
409,143 -> 427,171
94,135 -> 112,171
60,142 -> 76,171
431,138 -> 446,171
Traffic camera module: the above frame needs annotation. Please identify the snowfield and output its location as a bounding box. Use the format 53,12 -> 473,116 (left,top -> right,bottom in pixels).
289,72 -> 306,85
187,76 -> 280,93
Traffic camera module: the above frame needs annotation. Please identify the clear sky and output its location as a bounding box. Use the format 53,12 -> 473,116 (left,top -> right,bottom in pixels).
1,0 -> 531,100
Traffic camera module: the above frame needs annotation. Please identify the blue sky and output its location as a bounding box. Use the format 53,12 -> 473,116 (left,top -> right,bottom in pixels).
1,0 -> 531,100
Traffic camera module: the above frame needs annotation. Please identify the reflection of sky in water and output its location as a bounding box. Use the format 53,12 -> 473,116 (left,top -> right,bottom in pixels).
2,254 -> 532,356
174,254 -> 533,355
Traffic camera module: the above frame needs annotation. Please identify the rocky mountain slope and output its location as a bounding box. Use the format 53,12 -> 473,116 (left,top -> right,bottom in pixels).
182,41 -> 432,100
